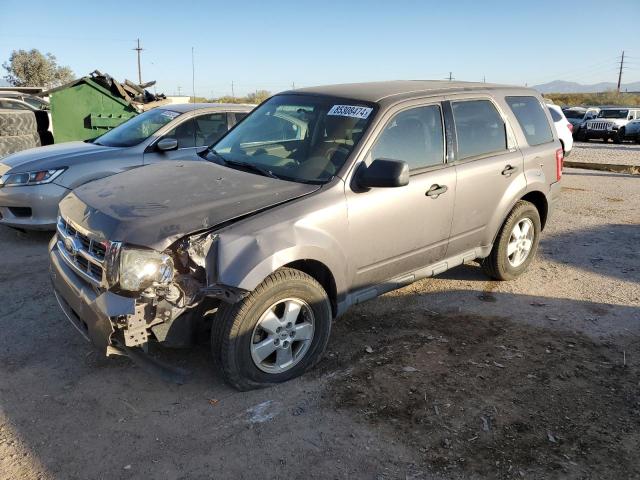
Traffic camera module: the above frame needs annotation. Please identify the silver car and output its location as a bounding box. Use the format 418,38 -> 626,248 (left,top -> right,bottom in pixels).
0,103 -> 253,230
49,81 -> 562,390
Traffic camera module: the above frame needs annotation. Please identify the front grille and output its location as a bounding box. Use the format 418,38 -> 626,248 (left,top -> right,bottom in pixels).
57,217 -> 106,285
588,121 -> 610,131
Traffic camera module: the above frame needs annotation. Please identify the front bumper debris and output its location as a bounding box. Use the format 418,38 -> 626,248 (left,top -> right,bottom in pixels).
50,238 -> 246,354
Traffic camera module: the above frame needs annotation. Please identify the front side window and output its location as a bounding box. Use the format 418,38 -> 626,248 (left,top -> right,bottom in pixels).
163,113 -> 229,148
371,105 -> 444,170
212,94 -> 376,183
506,96 -> 554,146
452,100 -> 507,159
95,108 -> 181,147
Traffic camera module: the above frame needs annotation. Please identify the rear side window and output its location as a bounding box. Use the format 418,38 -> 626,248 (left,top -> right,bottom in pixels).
452,100 -> 507,160
548,107 -> 563,122
371,104 -> 445,170
506,96 -> 554,146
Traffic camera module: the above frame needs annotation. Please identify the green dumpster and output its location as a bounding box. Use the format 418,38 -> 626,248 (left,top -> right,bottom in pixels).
47,77 -> 138,143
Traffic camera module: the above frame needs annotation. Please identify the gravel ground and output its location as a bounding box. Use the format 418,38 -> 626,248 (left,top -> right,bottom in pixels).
570,141 -> 640,166
0,167 -> 639,480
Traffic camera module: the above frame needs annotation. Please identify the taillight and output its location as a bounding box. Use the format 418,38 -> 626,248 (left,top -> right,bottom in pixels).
567,123 -> 573,133
555,148 -> 564,181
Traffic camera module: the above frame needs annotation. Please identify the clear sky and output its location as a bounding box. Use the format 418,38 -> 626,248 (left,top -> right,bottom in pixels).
1,0 -> 639,96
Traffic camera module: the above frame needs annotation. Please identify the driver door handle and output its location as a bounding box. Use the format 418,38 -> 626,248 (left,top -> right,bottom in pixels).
502,164 -> 518,176
426,184 -> 448,199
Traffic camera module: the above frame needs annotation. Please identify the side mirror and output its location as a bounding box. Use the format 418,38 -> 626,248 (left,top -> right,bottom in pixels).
156,137 -> 178,152
357,158 -> 409,188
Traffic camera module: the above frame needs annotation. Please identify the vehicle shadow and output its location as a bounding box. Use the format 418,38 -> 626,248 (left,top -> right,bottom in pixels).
541,223 -> 639,283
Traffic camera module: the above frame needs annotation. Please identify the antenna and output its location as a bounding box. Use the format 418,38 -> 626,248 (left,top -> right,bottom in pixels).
191,46 -> 196,102
133,38 -> 144,84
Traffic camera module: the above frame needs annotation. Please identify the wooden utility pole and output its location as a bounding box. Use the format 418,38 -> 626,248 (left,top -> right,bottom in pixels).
133,38 -> 143,85
617,50 -> 625,93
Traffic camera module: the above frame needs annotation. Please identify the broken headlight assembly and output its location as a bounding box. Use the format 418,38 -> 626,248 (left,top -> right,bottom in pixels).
0,168 -> 66,187
118,248 -> 175,292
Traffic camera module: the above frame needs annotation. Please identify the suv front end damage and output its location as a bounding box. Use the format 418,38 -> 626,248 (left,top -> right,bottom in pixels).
50,216 -> 246,357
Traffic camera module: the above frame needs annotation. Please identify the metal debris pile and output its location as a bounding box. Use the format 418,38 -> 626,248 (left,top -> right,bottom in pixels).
88,70 -> 168,111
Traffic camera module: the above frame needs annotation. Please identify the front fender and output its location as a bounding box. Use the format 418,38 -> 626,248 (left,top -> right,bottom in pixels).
214,208 -> 349,298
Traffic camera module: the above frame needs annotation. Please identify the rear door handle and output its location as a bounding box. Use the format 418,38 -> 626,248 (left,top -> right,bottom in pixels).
501,164 -> 518,176
426,184 -> 448,198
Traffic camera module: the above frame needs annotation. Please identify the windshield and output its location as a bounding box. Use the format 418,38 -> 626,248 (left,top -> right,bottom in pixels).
94,108 -> 181,147
212,94 -> 376,183
563,109 -> 585,120
597,109 -> 628,119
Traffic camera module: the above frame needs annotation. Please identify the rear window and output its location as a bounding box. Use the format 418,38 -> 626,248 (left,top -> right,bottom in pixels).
452,99 -> 507,160
563,109 -> 585,120
506,96 -> 554,146
548,107 -> 563,122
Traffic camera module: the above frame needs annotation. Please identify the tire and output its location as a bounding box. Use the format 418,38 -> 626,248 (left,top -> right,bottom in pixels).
481,200 -> 541,281
0,110 -> 37,136
213,268 -> 332,390
613,129 -> 624,144
0,133 -> 37,157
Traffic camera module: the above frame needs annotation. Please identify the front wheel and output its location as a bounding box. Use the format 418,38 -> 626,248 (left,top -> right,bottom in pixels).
213,268 -> 332,390
481,200 -> 541,281
614,129 -> 625,144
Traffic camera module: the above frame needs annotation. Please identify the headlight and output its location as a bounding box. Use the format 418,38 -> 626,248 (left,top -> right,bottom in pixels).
0,168 -> 66,187
119,248 -> 174,291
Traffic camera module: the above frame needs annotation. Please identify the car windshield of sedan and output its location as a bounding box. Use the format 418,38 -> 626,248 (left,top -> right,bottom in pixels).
93,108 -> 181,147
597,109 -> 628,119
211,94 -> 376,184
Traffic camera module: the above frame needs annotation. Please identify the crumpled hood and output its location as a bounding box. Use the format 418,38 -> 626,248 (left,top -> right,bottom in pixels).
0,141 -> 126,173
59,161 -> 320,250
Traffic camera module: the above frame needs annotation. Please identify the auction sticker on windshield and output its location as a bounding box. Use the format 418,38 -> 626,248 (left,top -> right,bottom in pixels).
328,105 -> 373,119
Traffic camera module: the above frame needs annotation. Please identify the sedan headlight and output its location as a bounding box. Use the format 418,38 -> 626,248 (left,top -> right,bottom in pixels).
0,168 -> 66,187
119,248 -> 174,291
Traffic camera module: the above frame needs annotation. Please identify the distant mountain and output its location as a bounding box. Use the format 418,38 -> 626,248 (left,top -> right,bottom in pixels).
533,80 -> 640,93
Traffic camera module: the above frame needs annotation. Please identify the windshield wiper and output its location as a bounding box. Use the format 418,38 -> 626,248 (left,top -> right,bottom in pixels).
222,158 -> 281,180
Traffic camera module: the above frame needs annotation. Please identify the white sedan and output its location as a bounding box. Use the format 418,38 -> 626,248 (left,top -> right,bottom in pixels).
547,104 -> 573,157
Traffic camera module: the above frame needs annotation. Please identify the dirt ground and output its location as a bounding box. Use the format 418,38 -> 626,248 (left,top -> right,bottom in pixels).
1,148 -> 639,479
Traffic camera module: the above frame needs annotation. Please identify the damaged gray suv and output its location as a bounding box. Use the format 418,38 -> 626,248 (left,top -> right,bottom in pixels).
49,81 -> 563,390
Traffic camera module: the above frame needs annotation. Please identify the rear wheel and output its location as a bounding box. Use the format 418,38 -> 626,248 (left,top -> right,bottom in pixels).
481,200 -> 541,281
213,268 -> 332,390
